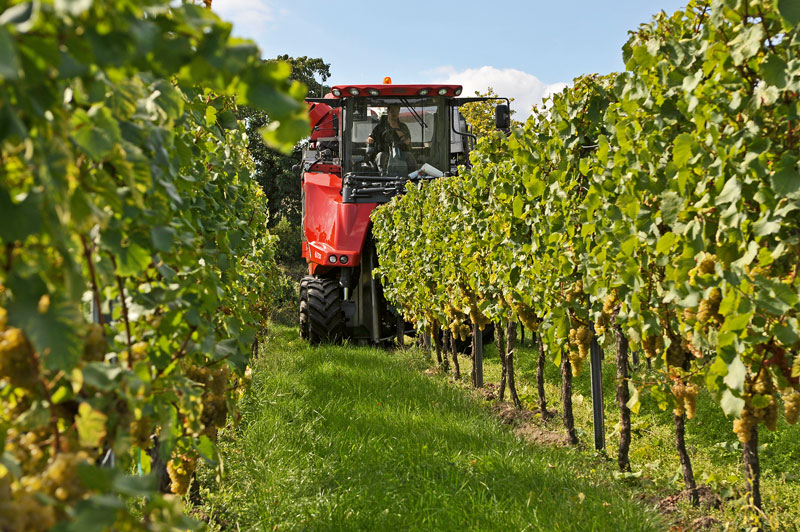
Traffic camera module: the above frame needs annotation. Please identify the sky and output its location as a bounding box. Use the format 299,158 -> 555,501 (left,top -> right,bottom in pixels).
214,0 -> 689,118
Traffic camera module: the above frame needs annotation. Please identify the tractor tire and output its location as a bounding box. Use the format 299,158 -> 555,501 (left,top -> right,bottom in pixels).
299,276 -> 313,340
306,277 -> 344,345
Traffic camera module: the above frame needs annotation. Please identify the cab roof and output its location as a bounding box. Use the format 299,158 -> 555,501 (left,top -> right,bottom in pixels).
328,84 -> 463,98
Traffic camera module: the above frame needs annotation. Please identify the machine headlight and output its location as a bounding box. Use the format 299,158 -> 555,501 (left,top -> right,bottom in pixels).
437,88 -> 448,96
418,89 -> 429,96
332,88 -> 341,96
339,256 -> 349,264
328,255 -> 338,264
348,88 -> 360,96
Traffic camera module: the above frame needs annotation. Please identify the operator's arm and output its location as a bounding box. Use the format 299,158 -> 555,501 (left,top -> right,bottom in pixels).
366,120 -> 385,146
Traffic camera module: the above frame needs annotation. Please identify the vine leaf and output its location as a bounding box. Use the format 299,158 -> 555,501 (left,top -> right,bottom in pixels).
76,402 -> 108,448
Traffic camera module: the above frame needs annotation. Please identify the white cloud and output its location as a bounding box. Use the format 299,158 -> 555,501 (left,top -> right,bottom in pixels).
213,0 -> 278,41
428,66 -> 568,120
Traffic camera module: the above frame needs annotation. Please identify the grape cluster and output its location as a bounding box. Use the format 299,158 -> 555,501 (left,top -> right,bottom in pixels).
733,372 -> 781,442
733,406 -> 756,443
666,340 -> 688,368
469,301 -> 491,330
688,253 -> 716,285
5,429 -> 47,475
515,304 -> 540,333
698,254 -> 716,275
594,289 -> 618,337
642,333 -> 663,359
0,473 -> 56,532
564,280 -> 583,303
567,326 -> 592,376
0,327 -> 38,390
186,365 -> 230,439
684,331 -> 703,359
83,323 -> 107,362
696,288 -> 722,325
784,390 -> 800,425
167,452 -> 197,495
34,452 -> 91,503
129,417 -> 153,449
671,381 -> 699,419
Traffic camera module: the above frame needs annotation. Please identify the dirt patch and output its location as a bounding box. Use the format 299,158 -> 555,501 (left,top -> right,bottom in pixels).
492,402 -> 536,424
689,515 -> 721,530
477,382 -> 498,401
514,423 -> 571,446
490,402 -> 570,446
656,486 -> 721,515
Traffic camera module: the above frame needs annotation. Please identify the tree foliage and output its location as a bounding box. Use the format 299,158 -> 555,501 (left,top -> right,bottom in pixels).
0,1 -> 307,529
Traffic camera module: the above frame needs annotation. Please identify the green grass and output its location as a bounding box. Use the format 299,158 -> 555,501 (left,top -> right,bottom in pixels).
195,325 -> 667,531
474,330 -> 800,531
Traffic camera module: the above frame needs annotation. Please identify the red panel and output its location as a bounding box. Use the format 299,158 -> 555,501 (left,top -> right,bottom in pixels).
303,171 -> 376,267
307,102 -> 339,140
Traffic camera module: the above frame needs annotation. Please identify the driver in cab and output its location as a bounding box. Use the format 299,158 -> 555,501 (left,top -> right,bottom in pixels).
366,104 -> 416,173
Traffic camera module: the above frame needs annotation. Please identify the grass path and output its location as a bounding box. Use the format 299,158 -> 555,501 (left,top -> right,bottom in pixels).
197,325 -> 665,531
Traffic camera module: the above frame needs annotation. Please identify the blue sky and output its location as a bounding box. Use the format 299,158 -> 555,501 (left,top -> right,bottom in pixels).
215,0 -> 688,117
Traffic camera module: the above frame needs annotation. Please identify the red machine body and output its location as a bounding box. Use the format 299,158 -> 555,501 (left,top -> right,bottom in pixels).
298,83 -> 507,344
301,172 -> 374,275
300,84 -> 462,277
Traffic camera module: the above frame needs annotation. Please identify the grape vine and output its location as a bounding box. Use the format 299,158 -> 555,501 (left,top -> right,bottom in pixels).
0,0 -> 307,529
373,0 -> 800,522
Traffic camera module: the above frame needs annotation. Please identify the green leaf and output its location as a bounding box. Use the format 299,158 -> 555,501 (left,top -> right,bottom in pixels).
6,275 -> 82,371
259,115 -> 309,155
81,363 -> 122,391
770,154 -> 799,199
656,232 -> 676,255
720,389 -> 745,418
112,474 -> 156,496
218,110 -> 238,130
76,402 -> 108,448
626,381 -> 641,414
778,0 -> 800,28
771,319 -> 798,347
672,134 -> 694,167
0,26 -> 21,81
204,105 -> 218,127
723,355 -> 746,393
660,191 -> 683,226
761,54 -> 788,88
512,195 -> 524,218
65,496 -> 125,532
715,177 -> 741,205
754,276 -> 798,314
71,106 -> 122,161
729,24 -> 764,65
0,188 -> 42,242
150,225 -> 175,252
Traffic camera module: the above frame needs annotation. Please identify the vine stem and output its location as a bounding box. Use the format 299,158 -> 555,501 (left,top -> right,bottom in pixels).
154,325 -> 197,379
80,235 -> 104,327
3,242 -> 14,272
108,254 -> 133,368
